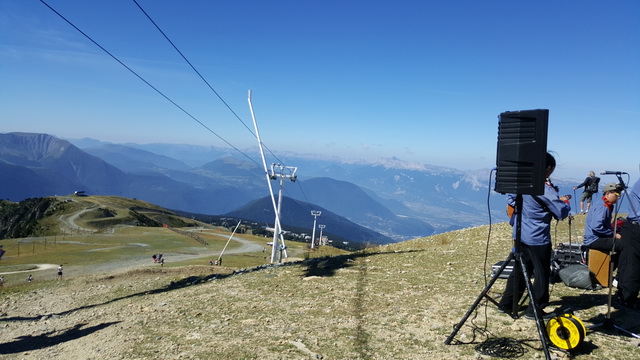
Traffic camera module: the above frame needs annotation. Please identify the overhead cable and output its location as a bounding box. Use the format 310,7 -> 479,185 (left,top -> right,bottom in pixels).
133,0 -> 316,206
132,0 -> 286,166
38,0 -> 258,166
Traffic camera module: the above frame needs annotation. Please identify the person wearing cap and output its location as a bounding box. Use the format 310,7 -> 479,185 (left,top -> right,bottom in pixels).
573,171 -> 600,214
583,182 -> 623,257
616,177 -> 640,310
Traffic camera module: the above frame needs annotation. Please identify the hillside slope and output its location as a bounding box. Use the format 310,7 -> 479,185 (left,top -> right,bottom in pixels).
0,194 -> 389,249
224,196 -> 394,245
1,216 -> 638,359
0,195 -> 202,239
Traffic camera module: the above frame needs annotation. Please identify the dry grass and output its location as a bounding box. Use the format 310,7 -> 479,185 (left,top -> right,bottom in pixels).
1,216 -> 639,359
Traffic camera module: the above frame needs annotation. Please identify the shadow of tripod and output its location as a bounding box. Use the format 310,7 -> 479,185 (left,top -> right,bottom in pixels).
444,194 -> 552,360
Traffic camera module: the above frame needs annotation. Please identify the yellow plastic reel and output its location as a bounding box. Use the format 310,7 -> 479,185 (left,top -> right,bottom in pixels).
546,314 -> 586,350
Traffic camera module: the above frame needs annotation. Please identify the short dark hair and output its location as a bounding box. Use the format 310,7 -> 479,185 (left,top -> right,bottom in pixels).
546,152 -> 556,169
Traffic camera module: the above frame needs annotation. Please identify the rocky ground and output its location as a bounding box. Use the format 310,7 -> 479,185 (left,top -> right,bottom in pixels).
2,223 -> 640,359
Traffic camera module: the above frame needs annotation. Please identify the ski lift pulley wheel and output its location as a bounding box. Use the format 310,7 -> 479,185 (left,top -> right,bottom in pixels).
546,314 -> 586,351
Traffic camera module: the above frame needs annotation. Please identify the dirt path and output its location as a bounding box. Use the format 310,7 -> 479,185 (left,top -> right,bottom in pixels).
59,206 -> 97,233
0,264 -> 58,275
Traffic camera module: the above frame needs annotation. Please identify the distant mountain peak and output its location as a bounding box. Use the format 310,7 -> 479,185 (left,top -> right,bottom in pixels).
370,157 -> 430,171
1,132 -> 72,162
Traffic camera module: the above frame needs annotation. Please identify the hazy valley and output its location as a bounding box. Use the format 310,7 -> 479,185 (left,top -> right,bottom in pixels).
0,132 -> 585,245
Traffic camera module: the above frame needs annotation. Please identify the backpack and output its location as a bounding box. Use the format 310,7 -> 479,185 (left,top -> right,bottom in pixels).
588,177 -> 600,193
558,264 -> 599,290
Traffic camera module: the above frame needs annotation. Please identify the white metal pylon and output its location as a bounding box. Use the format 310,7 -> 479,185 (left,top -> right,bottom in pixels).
318,224 -> 326,245
247,90 -> 293,263
269,163 -> 297,262
310,210 -> 321,249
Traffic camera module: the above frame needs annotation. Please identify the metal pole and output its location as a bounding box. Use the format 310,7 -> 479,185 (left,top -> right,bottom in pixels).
310,211 -> 321,249
248,90 -> 286,264
272,175 -> 285,263
318,225 -> 325,246
218,221 -> 241,262
310,216 -> 317,249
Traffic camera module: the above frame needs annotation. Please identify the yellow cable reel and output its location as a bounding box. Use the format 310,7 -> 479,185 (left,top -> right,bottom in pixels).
546,314 -> 586,350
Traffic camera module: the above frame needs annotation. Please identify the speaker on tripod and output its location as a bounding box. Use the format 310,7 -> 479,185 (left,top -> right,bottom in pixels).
495,109 -> 549,196
446,109 -> 555,360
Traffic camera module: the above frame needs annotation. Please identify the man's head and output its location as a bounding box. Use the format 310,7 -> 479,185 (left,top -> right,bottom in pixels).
589,171 -> 595,177
603,182 -> 622,203
545,152 -> 557,179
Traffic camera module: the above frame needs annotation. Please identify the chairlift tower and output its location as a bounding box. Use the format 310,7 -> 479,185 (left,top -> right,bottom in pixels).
310,210 -> 321,249
269,163 -> 297,263
318,224 -> 326,246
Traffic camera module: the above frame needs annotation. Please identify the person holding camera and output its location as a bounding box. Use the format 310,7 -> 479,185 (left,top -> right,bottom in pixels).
573,171 -> 600,214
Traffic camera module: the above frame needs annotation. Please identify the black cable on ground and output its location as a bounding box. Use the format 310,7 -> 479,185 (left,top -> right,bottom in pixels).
475,337 -> 526,358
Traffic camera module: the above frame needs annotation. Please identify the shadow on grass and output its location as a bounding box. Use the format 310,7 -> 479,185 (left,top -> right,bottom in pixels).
0,264 -> 283,322
0,321 -> 120,355
353,257 -> 373,359
302,249 -> 424,277
553,292 -> 640,331
0,248 -> 426,357
549,292 -> 640,354
302,249 -> 425,360
0,249 -> 422,323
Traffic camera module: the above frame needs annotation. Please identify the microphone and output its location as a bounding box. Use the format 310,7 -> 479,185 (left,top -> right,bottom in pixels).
600,171 -> 628,175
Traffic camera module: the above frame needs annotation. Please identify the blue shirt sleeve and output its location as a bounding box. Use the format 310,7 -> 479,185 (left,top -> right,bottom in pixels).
538,185 -> 571,221
627,178 -> 640,222
511,185 -> 571,245
583,199 -> 612,245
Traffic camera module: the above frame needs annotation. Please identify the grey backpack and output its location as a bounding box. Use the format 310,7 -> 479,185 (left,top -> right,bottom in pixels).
558,264 -> 598,290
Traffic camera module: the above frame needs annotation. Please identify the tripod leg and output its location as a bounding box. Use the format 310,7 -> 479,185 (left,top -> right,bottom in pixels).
444,252 -> 515,345
516,254 -> 552,360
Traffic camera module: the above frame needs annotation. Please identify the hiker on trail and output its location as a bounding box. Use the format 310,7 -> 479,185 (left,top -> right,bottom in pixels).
573,171 -> 600,214
57,264 -> 63,279
27,274 -> 33,282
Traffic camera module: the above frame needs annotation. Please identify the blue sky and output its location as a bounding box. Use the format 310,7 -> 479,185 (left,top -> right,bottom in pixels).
1,0 -> 638,180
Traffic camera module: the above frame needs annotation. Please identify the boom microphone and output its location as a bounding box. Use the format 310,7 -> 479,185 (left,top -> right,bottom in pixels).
600,171 -> 628,175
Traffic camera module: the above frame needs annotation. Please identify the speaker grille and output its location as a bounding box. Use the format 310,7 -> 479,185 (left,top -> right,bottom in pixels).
495,110 -> 548,195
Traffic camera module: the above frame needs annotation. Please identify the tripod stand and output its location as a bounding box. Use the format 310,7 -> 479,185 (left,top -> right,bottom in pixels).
445,194 -> 552,360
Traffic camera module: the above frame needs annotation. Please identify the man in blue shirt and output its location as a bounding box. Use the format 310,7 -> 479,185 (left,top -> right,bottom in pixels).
583,182 -> 623,255
498,153 -> 571,319
617,177 -> 640,309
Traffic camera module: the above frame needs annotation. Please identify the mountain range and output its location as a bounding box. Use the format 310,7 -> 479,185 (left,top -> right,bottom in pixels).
1,132 -> 583,244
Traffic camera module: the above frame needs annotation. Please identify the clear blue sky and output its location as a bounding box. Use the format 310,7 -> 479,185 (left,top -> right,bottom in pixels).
1,0 -> 638,179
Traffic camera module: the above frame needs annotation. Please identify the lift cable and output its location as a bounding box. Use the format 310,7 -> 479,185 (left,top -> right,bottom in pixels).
41,0 -> 317,215
132,0 -> 287,167
39,0 -> 259,167
134,0 -> 315,207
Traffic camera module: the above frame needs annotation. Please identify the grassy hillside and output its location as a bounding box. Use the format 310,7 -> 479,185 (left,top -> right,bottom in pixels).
1,214 -> 639,359
0,195 -> 348,285
0,195 -> 199,238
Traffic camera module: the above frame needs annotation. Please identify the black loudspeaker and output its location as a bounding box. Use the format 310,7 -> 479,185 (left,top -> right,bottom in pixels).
495,109 -> 548,195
